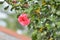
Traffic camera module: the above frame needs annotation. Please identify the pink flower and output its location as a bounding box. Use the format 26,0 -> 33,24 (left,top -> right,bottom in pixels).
12,0 -> 17,4
18,13 -> 30,26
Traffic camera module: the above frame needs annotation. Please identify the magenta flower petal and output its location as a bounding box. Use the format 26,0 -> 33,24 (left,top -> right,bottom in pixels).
18,14 -> 30,26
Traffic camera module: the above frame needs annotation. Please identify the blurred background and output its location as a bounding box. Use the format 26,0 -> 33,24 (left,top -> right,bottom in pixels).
0,0 -> 26,35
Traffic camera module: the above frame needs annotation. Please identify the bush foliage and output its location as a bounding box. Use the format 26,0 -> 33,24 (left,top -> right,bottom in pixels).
1,0 -> 60,40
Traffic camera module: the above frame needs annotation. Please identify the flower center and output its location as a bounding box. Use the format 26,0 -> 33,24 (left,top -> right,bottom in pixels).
22,18 -> 25,21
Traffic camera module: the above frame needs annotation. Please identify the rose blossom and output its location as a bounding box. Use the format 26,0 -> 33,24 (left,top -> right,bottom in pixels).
18,13 -> 30,26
